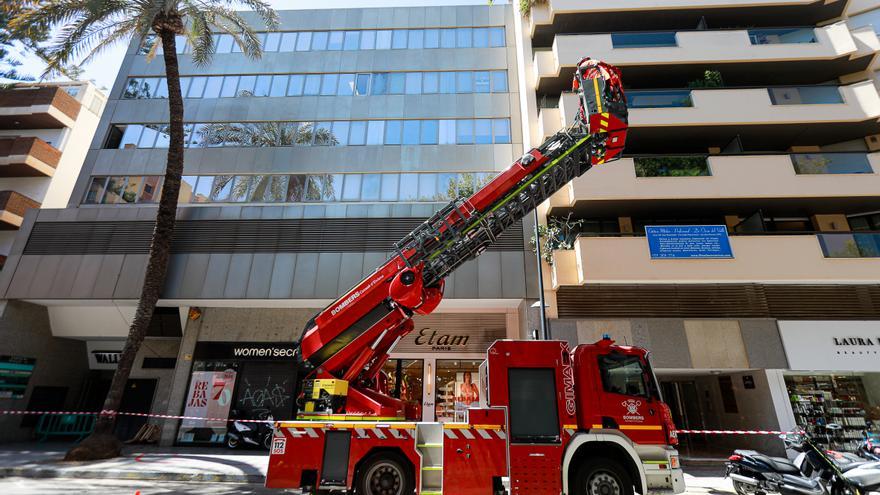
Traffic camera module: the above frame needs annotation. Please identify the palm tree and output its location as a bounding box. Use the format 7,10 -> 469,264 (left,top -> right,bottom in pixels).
11,0 -> 277,460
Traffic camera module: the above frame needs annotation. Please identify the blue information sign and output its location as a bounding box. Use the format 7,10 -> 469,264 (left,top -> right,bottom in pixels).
645,225 -> 733,259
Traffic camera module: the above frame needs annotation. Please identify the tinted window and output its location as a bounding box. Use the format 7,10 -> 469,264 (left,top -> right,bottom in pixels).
405,73 -> 422,95
509,368 -> 559,443
360,30 -> 376,50
265,32 -> 281,52
328,31 -> 343,50
474,71 -> 490,93
598,353 -> 649,397
408,29 -> 424,49
254,75 -> 272,96
423,72 -> 439,94
337,73 -> 355,96
287,75 -> 305,96
402,120 -> 420,145
492,71 -> 508,92
269,75 -> 288,97
296,32 -> 312,51
456,28 -> 472,48
439,72 -> 455,94
220,76 -> 239,97
392,30 -> 407,49
384,120 -> 402,145
424,29 -> 440,48
320,74 -> 338,95
355,74 -> 370,95
440,29 -> 455,48
343,31 -> 360,50
376,30 -> 392,49
280,32 -> 297,51
304,75 -> 321,95
456,72 -> 473,93
489,27 -> 505,47
473,27 -> 489,48
312,31 -> 329,50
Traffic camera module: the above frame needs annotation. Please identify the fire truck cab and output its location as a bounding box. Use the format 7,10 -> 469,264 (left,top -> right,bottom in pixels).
266,338 -> 685,495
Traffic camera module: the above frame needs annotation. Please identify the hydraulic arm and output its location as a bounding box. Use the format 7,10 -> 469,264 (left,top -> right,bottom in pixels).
293,58 -> 629,420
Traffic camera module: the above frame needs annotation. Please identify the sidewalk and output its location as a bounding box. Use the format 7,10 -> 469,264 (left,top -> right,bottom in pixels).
0,442 -> 268,483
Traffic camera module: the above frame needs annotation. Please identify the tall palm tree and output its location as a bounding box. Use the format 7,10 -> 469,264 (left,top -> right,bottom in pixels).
11,0 -> 277,460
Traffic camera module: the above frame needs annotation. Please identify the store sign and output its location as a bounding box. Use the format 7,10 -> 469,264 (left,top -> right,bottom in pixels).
645,225 -> 733,259
86,341 -> 125,370
414,328 -> 471,350
92,351 -> 122,365
779,321 -> 880,372
177,370 -> 236,442
0,356 -> 36,399
193,342 -> 297,361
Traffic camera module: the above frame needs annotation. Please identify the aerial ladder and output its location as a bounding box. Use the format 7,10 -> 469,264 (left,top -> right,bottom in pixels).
293,58 -> 628,422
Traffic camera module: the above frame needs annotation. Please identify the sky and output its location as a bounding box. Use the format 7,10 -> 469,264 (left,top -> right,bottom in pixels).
12,0 -> 506,91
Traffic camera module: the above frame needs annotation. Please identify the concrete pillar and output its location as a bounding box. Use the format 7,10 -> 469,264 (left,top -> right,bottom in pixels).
159,309 -> 203,446
766,369 -> 797,432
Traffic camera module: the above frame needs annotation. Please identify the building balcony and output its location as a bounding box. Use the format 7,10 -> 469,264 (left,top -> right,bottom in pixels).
539,81 -> 880,151
0,191 -> 40,230
0,137 -> 62,177
548,153 -> 880,210
528,0 -> 848,46
549,234 -> 880,287
0,86 -> 80,130
534,23 -> 878,92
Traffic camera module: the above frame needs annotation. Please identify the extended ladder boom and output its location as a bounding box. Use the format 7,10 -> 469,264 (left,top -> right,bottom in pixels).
293,58 -> 629,420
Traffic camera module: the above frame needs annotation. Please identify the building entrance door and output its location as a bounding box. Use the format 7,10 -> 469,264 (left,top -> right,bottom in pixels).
661,380 -> 707,456
116,379 -> 157,441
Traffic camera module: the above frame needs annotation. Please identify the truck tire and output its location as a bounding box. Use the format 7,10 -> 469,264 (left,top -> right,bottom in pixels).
574,459 -> 635,495
355,452 -> 414,495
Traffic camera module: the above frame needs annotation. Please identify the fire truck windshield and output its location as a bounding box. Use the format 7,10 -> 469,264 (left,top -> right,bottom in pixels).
598,353 -> 660,401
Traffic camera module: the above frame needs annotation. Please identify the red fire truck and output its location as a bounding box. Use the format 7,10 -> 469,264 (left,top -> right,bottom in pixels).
265,59 -> 685,494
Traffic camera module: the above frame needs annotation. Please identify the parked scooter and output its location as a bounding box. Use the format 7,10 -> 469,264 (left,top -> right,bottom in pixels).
856,432 -> 880,462
225,408 -> 274,450
726,426 -> 880,495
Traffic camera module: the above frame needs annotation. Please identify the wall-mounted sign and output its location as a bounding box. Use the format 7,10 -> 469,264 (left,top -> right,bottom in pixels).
395,314 -> 508,353
645,225 -> 733,259
742,375 -> 755,389
93,351 -> 122,365
779,321 -> 880,372
87,340 -> 125,370
193,342 -> 297,361
0,356 -> 36,399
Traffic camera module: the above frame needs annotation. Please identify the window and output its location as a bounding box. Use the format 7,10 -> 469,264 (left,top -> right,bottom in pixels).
220,76 -> 239,97
491,71 -> 508,92
153,78 -> 169,98
360,30 -> 376,50
361,174 -> 381,201
440,28 -> 455,48
330,121 -> 349,146
314,122 -> 334,145
280,32 -> 297,51
598,353 -> 649,397
376,30 -> 392,50
192,176 -> 213,202
236,75 -> 256,96
474,71 -> 490,93
439,120 -> 456,144
392,30 -> 407,49
456,28 -> 473,48
287,175 -> 306,201
381,174 -> 399,201
342,174 -> 361,201
473,27 -> 489,48
388,73 -> 405,94
355,74 -> 370,95
84,177 -> 107,203
253,75 -> 272,96
384,120 -> 402,145
123,78 -> 142,99
508,368 -> 559,443
215,34 -> 234,53
312,31 -> 329,50
456,120 -> 474,144
407,29 -> 424,49
475,119 -> 492,144
349,121 -> 367,145
296,32 -> 312,51
328,31 -> 344,50
154,124 -> 171,148
117,124 -> 144,149
439,72 -> 455,94
304,74 -> 321,95
269,75 -> 288,97
489,27 -> 505,47
423,72 -> 439,94
456,72 -> 472,93
337,73 -> 355,96
187,77 -> 207,98
400,174 -> 418,200
366,121 -> 384,145
103,176 -> 127,204
287,75 -> 305,96
402,120 -> 420,145
321,74 -> 339,96
265,32 -> 281,52
405,72 -> 422,95
424,29 -> 439,49
138,124 -> 159,148
210,175 -> 235,201
372,73 -> 388,95
344,31 -> 360,50
420,120 -> 438,145
493,119 -> 511,144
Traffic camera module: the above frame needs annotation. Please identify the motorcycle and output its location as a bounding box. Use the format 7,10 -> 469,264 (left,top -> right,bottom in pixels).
727,425 -> 880,495
857,432 -> 880,462
225,408 -> 274,450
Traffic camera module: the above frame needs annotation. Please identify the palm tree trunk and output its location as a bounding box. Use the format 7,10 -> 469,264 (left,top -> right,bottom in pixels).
65,27 -> 186,461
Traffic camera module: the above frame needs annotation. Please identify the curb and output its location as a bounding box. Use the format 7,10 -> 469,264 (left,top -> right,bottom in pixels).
0,466 -> 265,483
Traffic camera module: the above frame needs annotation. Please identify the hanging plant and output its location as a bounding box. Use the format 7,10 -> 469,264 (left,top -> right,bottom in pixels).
529,213 -> 584,265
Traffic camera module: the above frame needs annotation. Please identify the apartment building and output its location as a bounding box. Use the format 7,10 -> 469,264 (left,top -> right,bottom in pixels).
0,5 -> 530,445
515,0 -> 880,455
0,81 -> 106,441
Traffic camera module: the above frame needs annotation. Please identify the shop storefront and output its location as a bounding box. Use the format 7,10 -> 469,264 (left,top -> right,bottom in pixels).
382,313 -> 509,422
778,321 -> 880,450
177,342 -> 297,445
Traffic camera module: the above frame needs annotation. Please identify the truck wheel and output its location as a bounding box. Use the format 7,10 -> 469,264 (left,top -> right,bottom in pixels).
574,459 -> 634,495
355,453 -> 414,495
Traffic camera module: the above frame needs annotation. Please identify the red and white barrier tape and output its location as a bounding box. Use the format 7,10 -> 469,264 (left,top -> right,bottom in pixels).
0,410 -> 273,423
676,429 -> 786,435
0,410 -> 790,433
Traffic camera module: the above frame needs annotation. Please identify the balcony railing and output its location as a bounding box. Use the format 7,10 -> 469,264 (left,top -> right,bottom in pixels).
0,190 -> 40,229
627,89 -> 693,108
818,232 -> 880,258
790,153 -> 874,174
0,137 -> 62,177
633,155 -> 710,177
768,86 -> 843,105
610,31 -> 677,48
748,27 -> 817,45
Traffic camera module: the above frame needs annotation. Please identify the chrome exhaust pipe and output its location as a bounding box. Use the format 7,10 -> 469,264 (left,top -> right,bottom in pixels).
729,473 -> 761,486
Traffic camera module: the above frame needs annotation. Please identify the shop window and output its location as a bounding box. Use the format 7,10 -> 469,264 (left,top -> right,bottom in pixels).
786,374 -> 878,451
380,359 -> 424,417
508,368 -> 559,443
435,359 -> 483,422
